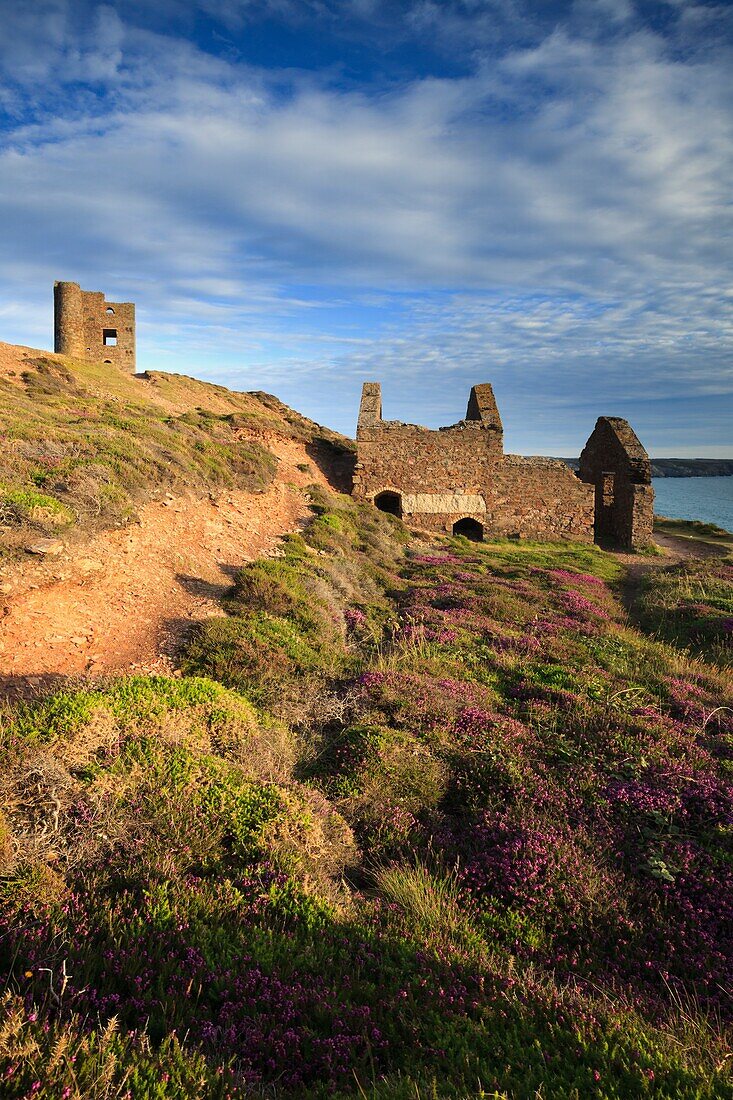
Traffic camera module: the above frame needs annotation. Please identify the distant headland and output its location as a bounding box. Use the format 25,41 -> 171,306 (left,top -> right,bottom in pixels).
561,458 -> 733,478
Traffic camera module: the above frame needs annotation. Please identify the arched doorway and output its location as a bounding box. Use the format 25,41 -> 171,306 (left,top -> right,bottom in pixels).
374,491 -> 402,517
452,517 -> 484,542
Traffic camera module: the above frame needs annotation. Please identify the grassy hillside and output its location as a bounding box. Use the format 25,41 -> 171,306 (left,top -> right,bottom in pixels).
655,516 -> 733,551
1,477 -> 732,1097
0,346 -> 351,563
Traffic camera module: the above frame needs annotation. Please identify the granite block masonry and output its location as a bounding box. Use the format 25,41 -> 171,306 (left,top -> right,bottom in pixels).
353,382 -> 654,549
54,281 -> 135,372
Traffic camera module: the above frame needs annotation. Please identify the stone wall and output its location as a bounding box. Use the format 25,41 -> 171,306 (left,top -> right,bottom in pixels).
354,382 -> 595,543
387,460 -> 594,541
355,420 -> 504,497
355,382 -> 503,498
54,281 -> 136,372
578,417 -> 654,549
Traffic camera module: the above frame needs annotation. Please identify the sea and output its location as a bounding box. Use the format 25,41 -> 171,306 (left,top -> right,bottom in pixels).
652,476 -> 733,533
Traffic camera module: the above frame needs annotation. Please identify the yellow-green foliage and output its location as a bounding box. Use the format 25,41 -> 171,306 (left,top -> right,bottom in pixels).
0,486 -> 74,528
0,676 -> 356,905
0,354 -> 350,560
184,488 -> 406,717
375,861 -> 469,944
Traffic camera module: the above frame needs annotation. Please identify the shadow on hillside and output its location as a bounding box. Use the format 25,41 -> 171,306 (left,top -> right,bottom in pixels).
0,671 -> 71,703
306,440 -> 355,493
174,570 -> 237,602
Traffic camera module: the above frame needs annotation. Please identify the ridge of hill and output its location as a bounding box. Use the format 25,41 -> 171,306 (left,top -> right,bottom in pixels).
559,455 -> 733,478
0,340 -> 352,557
0,344 -> 732,1098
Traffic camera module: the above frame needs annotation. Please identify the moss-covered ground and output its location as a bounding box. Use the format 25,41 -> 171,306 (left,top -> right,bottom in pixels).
1,482 -> 732,1097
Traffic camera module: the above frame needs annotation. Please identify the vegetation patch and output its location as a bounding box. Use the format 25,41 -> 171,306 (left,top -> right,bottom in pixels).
635,558 -> 733,666
1,484 -> 732,1097
0,354 -> 351,564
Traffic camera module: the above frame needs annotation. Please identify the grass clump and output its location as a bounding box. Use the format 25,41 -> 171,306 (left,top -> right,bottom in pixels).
0,486 -> 74,529
635,558 -> 733,666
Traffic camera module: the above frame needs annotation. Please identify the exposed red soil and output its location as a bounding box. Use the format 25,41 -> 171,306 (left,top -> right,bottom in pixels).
0,341 -> 52,384
0,436 -> 329,699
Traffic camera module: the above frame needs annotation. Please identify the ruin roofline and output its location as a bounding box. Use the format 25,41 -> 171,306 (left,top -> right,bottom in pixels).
354,379 -> 654,549
357,380 -> 503,436
53,280 -> 135,309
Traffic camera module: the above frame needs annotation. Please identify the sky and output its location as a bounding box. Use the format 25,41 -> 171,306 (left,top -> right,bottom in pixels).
0,0 -> 731,456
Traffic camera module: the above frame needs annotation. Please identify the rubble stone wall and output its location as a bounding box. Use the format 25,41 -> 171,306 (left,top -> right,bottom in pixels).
355,383 -> 651,548
354,421 -> 503,497
385,460 -> 594,541
578,417 -> 654,549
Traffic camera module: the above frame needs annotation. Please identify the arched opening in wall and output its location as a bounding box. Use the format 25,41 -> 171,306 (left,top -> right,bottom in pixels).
104,359 -> 112,364
374,491 -> 402,517
106,307 -> 115,315
452,517 -> 484,542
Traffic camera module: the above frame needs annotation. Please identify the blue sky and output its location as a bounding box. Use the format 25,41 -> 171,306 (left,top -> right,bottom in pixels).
0,0 -> 731,455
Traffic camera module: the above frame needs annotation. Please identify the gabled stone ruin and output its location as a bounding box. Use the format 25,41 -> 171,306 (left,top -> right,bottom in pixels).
353,382 -> 654,549
579,417 -> 654,548
54,281 -> 136,372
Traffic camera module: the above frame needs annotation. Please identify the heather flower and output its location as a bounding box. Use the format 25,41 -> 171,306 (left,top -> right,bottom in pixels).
558,590 -> 610,621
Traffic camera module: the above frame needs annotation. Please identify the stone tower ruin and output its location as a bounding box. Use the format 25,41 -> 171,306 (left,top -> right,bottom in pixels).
353,382 -> 654,550
54,281 -> 135,372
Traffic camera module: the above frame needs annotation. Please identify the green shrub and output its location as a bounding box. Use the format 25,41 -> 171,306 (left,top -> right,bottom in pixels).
0,486 -> 74,528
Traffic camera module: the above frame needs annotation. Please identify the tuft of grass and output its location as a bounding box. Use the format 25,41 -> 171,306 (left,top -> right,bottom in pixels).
0,486 -> 74,529
375,860 -> 466,940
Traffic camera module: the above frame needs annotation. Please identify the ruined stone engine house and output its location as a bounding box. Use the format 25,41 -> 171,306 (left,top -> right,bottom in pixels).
54,281 -> 136,373
353,382 -> 654,549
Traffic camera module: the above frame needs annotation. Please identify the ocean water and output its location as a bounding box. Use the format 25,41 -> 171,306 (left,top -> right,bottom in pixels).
652,476 -> 733,533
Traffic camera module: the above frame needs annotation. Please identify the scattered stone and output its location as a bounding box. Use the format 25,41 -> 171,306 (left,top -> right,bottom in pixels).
0,581 -> 13,595
25,538 -> 65,556
77,558 -> 104,574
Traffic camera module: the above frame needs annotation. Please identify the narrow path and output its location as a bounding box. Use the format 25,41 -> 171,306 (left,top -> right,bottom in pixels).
0,437 -> 330,700
615,531 -> 729,615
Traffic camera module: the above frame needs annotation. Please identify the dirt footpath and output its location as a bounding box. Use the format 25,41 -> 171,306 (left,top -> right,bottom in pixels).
0,437 -> 326,698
